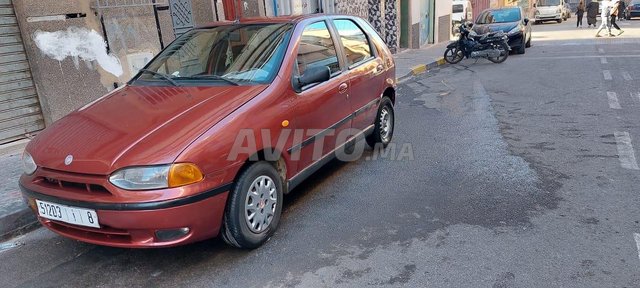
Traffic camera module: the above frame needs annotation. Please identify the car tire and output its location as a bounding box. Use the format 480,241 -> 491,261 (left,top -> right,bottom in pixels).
221,161 -> 284,249
366,97 -> 395,148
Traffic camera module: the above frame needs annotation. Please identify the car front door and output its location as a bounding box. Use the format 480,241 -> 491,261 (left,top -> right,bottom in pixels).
290,20 -> 352,172
332,18 -> 383,131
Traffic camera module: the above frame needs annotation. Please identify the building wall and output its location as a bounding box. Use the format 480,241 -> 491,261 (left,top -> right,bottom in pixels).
12,0 -> 218,125
434,0 -> 452,43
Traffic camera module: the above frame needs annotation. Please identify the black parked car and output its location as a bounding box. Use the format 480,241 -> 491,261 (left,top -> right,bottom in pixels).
473,7 -> 532,54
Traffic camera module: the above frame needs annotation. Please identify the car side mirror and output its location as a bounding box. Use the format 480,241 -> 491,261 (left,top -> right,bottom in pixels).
524,18 -> 530,25
294,66 -> 330,91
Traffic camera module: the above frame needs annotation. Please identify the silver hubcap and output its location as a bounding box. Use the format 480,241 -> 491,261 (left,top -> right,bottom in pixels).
245,176 -> 277,233
380,106 -> 393,143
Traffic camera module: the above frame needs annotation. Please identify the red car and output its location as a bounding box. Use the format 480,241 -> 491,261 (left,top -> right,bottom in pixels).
19,14 -> 396,248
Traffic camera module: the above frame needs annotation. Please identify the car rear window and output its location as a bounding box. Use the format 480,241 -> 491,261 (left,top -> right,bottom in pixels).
333,19 -> 373,67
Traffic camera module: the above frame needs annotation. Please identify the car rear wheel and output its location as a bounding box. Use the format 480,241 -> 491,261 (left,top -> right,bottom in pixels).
221,161 -> 283,249
366,97 -> 394,148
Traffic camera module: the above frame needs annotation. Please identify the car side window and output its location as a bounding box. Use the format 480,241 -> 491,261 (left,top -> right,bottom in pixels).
333,19 -> 373,67
296,21 -> 341,77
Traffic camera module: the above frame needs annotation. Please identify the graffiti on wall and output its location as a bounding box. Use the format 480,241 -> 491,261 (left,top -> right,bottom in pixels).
33,27 -> 123,77
336,0 -> 368,22
384,0 -> 398,53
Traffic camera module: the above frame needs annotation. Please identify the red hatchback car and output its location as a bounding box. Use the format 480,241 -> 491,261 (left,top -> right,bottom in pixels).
19,14 -> 396,248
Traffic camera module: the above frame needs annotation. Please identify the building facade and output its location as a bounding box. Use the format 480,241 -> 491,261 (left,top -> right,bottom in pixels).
1,0 -> 451,144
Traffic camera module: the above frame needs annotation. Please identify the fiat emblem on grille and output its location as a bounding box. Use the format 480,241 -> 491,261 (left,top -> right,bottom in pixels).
64,155 -> 73,165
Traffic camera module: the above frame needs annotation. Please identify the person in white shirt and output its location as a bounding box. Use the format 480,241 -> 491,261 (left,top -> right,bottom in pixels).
595,0 -> 614,37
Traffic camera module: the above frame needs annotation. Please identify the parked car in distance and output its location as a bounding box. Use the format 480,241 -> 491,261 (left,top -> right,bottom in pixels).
626,0 -> 640,19
474,7 -> 532,54
533,0 -> 566,23
19,14 -> 397,249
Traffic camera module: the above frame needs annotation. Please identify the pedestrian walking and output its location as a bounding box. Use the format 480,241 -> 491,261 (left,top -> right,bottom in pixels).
596,0 -> 614,37
619,0 -> 626,20
586,0 -> 599,27
577,1 -> 585,27
610,0 -> 624,35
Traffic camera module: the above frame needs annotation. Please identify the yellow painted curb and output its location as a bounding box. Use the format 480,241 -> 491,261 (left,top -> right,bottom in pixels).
410,64 -> 427,75
436,58 -> 446,66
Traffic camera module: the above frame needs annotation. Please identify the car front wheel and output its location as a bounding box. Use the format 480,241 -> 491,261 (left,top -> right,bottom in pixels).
366,97 -> 395,148
221,161 -> 284,249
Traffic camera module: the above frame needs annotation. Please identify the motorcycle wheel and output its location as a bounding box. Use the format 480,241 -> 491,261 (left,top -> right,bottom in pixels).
488,43 -> 509,64
444,47 -> 464,64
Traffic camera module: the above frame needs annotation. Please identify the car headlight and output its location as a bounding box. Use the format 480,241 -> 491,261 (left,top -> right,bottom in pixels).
508,26 -> 521,34
535,10 -> 540,16
109,163 -> 203,190
22,151 -> 37,175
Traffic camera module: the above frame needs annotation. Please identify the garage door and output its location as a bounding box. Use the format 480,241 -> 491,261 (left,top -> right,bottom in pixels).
0,0 -> 44,144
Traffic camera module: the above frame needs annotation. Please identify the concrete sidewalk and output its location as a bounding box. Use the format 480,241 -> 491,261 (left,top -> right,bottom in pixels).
0,41 -> 449,241
0,140 -> 36,240
395,41 -> 449,82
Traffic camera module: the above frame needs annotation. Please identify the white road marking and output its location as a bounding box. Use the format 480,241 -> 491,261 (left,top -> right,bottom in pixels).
598,48 -> 605,53
607,92 -> 621,109
600,57 -> 608,64
622,71 -> 633,81
603,70 -> 612,80
634,233 -> 640,262
512,55 -> 640,60
614,131 -> 640,170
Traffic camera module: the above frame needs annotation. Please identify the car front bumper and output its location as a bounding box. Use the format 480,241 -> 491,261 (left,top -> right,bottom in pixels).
535,14 -> 562,21
20,171 -> 231,248
507,32 -> 524,49
627,11 -> 640,17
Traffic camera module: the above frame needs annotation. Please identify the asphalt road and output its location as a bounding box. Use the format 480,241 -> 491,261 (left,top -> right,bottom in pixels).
3,20 -> 640,287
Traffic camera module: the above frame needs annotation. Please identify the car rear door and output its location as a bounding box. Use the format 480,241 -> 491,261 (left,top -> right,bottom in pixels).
331,18 -> 384,132
290,20 -> 353,170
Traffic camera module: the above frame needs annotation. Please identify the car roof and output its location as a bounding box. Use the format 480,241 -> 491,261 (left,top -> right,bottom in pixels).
196,14 -> 357,29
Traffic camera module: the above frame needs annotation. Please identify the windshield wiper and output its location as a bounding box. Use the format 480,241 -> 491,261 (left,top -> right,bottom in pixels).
179,75 -> 240,86
139,69 -> 180,86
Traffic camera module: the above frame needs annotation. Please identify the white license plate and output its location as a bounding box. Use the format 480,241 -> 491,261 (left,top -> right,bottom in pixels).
35,199 -> 100,228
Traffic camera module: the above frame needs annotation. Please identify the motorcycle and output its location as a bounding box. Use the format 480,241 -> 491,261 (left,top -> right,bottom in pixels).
444,22 -> 510,64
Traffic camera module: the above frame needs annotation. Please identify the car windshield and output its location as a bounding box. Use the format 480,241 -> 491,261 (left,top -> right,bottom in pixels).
453,4 -> 464,13
476,8 -> 521,24
538,0 -> 561,6
134,23 -> 292,86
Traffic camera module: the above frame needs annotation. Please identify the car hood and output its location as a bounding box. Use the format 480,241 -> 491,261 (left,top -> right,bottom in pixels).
473,22 -> 518,34
27,84 -> 268,175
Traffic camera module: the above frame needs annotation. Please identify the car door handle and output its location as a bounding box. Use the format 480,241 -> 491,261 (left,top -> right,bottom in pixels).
338,83 -> 348,94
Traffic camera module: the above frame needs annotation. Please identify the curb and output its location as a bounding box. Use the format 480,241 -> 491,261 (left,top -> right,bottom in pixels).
0,139 -> 38,241
0,207 -> 38,241
397,57 -> 447,83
